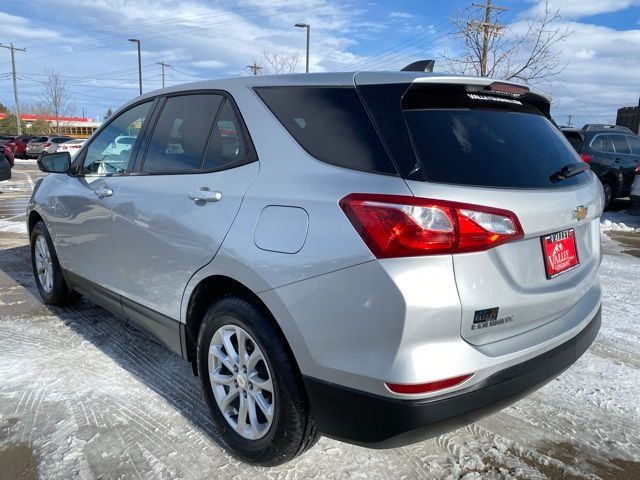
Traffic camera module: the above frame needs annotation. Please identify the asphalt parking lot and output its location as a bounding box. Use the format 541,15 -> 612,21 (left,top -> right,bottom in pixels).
1,161 -> 640,479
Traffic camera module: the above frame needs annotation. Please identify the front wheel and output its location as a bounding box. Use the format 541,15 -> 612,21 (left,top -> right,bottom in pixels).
197,296 -> 319,466
30,221 -> 80,305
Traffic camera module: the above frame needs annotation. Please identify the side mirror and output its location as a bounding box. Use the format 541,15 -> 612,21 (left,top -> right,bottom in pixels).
37,151 -> 71,173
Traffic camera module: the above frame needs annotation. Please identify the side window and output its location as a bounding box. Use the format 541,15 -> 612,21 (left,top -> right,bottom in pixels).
255,86 -> 397,175
142,94 -> 223,173
202,99 -> 257,170
626,135 -> 640,155
83,101 -> 152,175
611,135 -> 631,154
591,135 -> 613,153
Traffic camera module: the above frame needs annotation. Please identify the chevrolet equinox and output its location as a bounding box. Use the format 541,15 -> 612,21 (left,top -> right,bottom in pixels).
28,71 -> 603,466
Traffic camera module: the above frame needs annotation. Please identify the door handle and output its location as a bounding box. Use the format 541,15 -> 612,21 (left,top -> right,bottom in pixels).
188,189 -> 222,202
95,187 -> 113,198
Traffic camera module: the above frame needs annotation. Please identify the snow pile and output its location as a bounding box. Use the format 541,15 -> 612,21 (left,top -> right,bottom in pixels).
600,210 -> 640,233
0,219 -> 27,234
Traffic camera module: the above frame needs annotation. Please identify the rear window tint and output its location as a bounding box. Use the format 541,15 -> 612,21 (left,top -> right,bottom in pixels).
590,135 -> 614,152
390,84 -> 587,188
255,86 -> 397,175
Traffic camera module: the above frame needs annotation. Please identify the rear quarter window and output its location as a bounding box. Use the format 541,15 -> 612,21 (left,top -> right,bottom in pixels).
255,86 -> 397,175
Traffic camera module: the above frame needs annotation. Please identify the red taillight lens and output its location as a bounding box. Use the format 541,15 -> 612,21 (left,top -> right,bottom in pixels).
340,194 -> 523,258
580,153 -> 592,163
43,142 -> 52,147
635,165 -> 640,174
386,374 -> 472,394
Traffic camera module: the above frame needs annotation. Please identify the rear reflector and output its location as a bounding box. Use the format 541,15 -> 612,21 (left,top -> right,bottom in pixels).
580,154 -> 592,163
386,374 -> 472,394
340,193 -> 523,258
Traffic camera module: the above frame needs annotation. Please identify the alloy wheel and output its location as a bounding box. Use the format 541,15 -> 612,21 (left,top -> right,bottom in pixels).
34,235 -> 53,294
208,323 -> 275,440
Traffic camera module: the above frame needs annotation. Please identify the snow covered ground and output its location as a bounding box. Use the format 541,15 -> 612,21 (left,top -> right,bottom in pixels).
1,169 -> 639,479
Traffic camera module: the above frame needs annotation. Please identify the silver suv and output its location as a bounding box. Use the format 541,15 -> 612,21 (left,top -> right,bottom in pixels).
28,72 -> 603,466
25,135 -> 73,158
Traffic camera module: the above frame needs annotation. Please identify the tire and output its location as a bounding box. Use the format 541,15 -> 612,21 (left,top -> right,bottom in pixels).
30,221 -> 80,306
197,296 -> 319,466
601,179 -> 614,211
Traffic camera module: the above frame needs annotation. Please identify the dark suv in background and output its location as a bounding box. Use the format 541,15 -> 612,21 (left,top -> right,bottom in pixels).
562,124 -> 640,209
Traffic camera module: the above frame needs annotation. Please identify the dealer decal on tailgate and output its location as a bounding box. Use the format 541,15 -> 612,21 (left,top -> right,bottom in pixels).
542,228 -> 580,279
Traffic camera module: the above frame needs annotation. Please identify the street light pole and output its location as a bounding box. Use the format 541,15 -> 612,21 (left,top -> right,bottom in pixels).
128,39 -> 142,95
294,23 -> 310,73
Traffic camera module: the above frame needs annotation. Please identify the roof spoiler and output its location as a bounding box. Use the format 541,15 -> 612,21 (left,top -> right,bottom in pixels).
582,124 -> 632,132
401,60 -> 435,73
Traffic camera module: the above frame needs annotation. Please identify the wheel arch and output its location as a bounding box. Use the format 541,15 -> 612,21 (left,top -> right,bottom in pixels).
27,210 -> 44,236
184,274 -> 304,379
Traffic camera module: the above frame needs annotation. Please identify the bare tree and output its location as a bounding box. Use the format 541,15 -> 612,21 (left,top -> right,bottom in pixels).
37,70 -> 76,134
260,50 -> 301,74
442,0 -> 571,84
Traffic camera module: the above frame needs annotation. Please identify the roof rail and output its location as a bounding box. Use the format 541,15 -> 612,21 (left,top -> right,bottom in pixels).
401,60 -> 435,73
582,124 -> 632,132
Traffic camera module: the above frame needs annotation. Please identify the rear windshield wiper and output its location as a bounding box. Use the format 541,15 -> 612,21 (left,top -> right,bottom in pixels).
549,162 -> 590,183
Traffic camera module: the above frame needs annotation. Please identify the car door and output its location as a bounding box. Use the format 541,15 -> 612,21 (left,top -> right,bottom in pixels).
52,100 -> 154,311
110,92 -> 259,344
587,134 -> 616,178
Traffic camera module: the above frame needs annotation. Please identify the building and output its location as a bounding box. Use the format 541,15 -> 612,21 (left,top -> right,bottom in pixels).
616,101 -> 640,135
0,113 -> 102,138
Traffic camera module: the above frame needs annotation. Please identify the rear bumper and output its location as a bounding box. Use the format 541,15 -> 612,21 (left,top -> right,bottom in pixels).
304,305 -> 601,448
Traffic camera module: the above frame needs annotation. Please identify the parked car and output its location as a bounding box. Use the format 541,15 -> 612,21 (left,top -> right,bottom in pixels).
25,135 -> 73,158
28,72 -> 603,466
0,145 -> 11,182
8,135 -> 36,159
57,139 -> 86,157
562,124 -> 640,209
3,144 -> 14,167
102,135 -> 137,156
0,135 -> 16,148
631,165 -> 640,207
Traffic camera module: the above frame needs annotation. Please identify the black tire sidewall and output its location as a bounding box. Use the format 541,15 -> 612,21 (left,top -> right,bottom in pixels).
197,296 -> 306,465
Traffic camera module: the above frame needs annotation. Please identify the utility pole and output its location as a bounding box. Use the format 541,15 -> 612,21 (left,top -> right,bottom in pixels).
469,0 -> 506,77
567,113 -> 573,127
0,43 -> 26,135
245,62 -> 263,75
157,61 -> 170,88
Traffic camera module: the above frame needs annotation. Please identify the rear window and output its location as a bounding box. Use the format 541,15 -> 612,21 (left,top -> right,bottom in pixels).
31,137 -> 47,143
398,86 -> 587,188
255,86 -> 397,175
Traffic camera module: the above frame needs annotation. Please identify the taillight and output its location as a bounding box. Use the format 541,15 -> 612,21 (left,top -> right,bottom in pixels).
635,165 -> 640,174
580,153 -> 592,163
340,193 -> 523,258
43,142 -> 52,147
386,374 -> 472,394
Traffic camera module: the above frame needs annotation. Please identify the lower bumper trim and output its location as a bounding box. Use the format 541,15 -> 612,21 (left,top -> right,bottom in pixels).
303,305 -> 601,448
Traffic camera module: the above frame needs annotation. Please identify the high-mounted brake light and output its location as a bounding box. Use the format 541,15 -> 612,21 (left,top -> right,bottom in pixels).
486,82 -> 529,97
386,374 -> 472,395
43,142 -> 52,147
340,194 -> 524,259
580,153 -> 592,163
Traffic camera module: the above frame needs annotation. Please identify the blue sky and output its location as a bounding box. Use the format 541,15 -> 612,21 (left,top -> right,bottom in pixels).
2,0 -> 640,125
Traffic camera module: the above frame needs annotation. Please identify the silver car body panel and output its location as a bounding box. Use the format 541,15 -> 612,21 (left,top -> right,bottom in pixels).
28,71 -> 602,404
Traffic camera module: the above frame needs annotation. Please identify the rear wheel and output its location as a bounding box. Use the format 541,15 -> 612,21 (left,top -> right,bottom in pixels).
197,296 -> 319,465
30,221 -> 80,306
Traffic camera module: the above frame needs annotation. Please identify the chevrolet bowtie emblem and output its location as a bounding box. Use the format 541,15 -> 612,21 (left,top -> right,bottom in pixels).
573,205 -> 588,221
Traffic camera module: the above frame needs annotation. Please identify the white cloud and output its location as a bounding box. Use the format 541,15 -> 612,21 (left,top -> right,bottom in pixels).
390,11 -> 413,19
524,0 -> 640,19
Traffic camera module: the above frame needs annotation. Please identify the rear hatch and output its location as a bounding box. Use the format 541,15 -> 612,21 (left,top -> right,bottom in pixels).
356,74 -> 602,345
27,137 -> 48,152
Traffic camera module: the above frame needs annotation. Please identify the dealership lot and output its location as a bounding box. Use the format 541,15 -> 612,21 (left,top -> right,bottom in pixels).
1,161 -> 640,479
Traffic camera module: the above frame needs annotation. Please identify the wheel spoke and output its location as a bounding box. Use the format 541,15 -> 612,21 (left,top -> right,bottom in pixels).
209,367 -> 234,385
249,372 -> 273,393
246,394 -> 260,435
236,394 -> 248,433
219,385 -> 239,412
236,326 -> 248,365
221,328 -> 239,364
250,390 -> 273,421
210,345 -> 235,372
